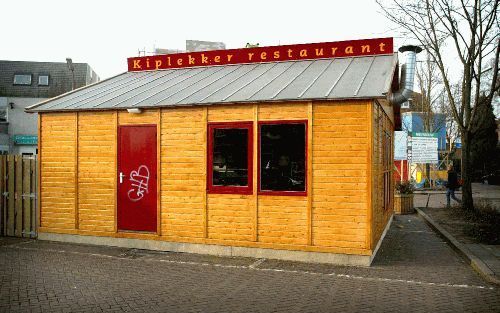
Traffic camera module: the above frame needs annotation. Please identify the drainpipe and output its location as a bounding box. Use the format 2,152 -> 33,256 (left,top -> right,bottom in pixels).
388,45 -> 423,106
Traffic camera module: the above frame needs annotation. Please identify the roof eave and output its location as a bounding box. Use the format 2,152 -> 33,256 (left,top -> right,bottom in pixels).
28,96 -> 387,114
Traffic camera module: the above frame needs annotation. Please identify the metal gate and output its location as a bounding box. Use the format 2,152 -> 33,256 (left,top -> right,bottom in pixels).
0,155 -> 37,238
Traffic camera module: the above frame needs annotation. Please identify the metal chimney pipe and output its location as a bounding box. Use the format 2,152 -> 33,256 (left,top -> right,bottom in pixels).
388,45 -> 422,105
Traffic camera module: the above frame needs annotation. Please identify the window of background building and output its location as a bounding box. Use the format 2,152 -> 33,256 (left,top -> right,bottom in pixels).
208,122 -> 253,194
259,121 -> 307,195
13,74 -> 32,85
38,75 -> 49,86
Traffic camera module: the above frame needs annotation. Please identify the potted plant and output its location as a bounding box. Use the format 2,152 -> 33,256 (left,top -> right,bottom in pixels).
394,180 -> 414,214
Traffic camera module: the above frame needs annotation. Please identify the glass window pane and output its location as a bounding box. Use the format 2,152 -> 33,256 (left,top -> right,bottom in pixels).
38,75 -> 49,86
260,123 -> 306,192
13,74 -> 32,85
212,128 -> 248,187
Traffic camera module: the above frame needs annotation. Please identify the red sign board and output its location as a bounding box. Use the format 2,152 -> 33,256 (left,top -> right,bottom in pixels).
128,37 -> 393,72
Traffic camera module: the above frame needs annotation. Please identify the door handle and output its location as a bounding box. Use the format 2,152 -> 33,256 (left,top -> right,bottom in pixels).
119,172 -> 125,184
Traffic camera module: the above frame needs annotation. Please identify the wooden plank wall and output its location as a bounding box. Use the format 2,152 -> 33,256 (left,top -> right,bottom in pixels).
40,113 -> 77,231
0,155 -> 37,238
161,107 -> 206,239
77,112 -> 116,232
312,101 -> 369,254
38,100 -> 382,256
371,102 -> 394,247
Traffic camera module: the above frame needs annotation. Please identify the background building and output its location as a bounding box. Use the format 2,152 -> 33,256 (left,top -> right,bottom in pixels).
0,60 -> 99,154
401,111 -> 447,149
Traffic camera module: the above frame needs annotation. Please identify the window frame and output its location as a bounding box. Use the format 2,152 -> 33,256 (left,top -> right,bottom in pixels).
207,121 -> 253,195
13,74 -> 32,86
258,120 -> 308,197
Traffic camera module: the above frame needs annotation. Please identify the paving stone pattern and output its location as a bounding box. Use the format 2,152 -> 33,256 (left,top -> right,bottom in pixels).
1,216 -> 499,313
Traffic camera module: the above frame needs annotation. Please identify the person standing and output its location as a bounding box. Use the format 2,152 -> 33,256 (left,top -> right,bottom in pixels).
446,165 -> 461,207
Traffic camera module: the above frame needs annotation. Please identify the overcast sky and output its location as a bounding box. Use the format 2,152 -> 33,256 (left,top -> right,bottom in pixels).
0,0 -> 413,79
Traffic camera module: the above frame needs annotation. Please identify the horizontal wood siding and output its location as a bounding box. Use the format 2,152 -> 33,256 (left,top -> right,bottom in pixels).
161,107 -> 205,238
207,194 -> 253,241
258,196 -> 308,245
258,103 -> 308,120
40,113 -> 76,230
77,112 -> 115,232
38,100 -> 378,256
312,101 -> 369,249
208,104 -> 254,121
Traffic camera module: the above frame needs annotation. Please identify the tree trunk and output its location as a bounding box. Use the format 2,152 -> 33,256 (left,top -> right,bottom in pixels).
461,131 -> 474,210
425,163 -> 431,187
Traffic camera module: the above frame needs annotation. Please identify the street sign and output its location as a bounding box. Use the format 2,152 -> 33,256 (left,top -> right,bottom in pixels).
13,135 -> 38,145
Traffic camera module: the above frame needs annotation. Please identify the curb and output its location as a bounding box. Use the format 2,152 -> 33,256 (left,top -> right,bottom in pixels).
415,208 -> 500,286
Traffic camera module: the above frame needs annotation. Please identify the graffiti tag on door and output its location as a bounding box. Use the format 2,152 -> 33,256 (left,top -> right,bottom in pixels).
128,165 -> 150,202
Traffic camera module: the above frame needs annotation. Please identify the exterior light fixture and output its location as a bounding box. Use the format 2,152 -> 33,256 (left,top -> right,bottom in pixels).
127,108 -> 143,114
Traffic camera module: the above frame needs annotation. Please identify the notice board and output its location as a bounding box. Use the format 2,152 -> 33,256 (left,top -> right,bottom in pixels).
410,132 -> 438,164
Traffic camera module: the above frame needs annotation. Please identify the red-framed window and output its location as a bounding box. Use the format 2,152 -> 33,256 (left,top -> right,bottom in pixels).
258,120 -> 308,196
207,122 -> 253,194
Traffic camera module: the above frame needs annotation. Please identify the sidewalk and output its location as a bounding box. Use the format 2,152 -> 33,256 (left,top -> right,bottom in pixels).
414,183 -> 500,210
414,183 -> 500,285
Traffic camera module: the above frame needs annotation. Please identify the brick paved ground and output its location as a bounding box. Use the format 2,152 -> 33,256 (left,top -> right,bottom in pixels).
1,215 -> 499,313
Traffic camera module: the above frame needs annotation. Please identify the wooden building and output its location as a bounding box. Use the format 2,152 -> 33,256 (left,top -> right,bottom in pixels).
27,38 -> 415,266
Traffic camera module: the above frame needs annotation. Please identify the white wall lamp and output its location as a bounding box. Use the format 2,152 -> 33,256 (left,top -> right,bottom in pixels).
127,108 -> 143,114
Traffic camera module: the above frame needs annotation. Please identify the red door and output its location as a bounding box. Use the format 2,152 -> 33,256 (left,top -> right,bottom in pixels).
118,125 -> 157,232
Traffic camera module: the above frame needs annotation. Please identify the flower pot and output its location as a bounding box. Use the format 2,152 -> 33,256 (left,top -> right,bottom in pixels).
394,193 -> 414,214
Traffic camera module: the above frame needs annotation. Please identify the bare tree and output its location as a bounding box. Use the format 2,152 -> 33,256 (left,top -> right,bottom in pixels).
415,54 -> 446,133
377,0 -> 500,210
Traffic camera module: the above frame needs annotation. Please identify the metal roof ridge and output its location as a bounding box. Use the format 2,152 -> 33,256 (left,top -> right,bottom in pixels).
124,53 -> 392,73
175,65 -> 243,104
60,71 -> 161,110
298,59 -> 334,98
127,67 -> 209,107
325,58 -> 354,97
221,62 -> 279,101
37,72 -> 140,110
197,64 -> 259,103
246,62 -> 294,100
271,60 -> 314,99
354,56 -> 376,96
106,69 -> 189,109
148,66 -> 227,107
25,71 -> 128,112
383,53 -> 399,95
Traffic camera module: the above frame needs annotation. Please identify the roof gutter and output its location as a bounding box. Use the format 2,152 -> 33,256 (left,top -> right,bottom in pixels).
388,45 -> 422,106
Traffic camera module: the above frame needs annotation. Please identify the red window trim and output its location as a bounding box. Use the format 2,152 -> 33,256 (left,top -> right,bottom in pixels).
258,120 -> 308,197
207,122 -> 253,195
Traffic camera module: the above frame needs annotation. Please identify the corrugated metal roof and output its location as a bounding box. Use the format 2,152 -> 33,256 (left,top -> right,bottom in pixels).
26,54 -> 397,112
